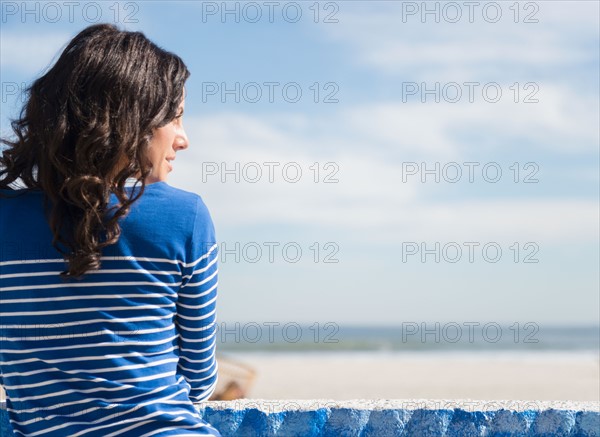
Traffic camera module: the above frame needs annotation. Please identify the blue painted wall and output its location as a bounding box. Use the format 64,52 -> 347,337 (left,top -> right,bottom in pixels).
1,401 -> 598,436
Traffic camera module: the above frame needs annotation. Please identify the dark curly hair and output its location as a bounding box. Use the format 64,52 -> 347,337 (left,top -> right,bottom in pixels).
0,23 -> 190,280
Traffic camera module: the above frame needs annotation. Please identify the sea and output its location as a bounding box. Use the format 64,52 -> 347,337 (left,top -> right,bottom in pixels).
214,323 -> 600,354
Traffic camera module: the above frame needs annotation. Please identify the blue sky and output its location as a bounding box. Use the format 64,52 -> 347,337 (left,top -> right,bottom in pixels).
1,1 -> 598,326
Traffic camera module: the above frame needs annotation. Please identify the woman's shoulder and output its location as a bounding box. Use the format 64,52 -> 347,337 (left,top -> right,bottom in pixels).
149,181 -> 210,211
131,181 -> 214,227
144,182 -> 216,251
149,180 -> 201,200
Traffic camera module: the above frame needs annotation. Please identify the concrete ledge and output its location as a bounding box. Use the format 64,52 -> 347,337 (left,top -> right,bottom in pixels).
2,399 -> 599,436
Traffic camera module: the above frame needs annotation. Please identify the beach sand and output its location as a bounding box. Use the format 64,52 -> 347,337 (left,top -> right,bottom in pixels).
217,351 -> 600,402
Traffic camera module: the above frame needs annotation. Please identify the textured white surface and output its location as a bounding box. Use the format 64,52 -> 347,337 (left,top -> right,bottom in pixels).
200,398 -> 600,412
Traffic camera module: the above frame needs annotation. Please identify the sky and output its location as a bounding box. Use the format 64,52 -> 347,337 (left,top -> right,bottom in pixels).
1,1 -> 598,327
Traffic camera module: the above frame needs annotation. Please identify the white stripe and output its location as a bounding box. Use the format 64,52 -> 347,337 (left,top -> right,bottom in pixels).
101,417 -> 183,437
186,270 -> 218,288
138,423 -> 216,437
14,387 -> 188,426
0,258 -> 75,267
183,254 -> 218,279
190,382 -> 217,391
179,340 -> 217,354
177,308 -> 216,322
193,376 -> 219,402
0,302 -> 175,317
177,295 -> 217,310
1,255 -> 182,267
20,390 -> 190,437
183,243 -> 218,269
178,359 -> 215,376
1,334 -> 178,354
177,351 -> 216,371
1,245 -> 217,268
4,369 -> 177,390
176,321 -> 216,332
178,332 -> 215,343
1,344 -> 177,366
178,282 -> 218,299
2,356 -> 179,378
100,405 -> 208,437
7,377 -> 185,414
183,365 -> 218,383
1,292 -> 174,304
10,381 -> 134,402
1,268 -> 181,280
1,280 -> 180,293
97,410 -> 200,437
178,340 -> 216,360
8,374 -> 186,404
1,313 -> 173,331
2,324 -> 174,343
73,403 -> 202,437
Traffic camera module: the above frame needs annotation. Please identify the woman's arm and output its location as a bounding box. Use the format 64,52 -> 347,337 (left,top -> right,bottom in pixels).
176,196 -> 219,402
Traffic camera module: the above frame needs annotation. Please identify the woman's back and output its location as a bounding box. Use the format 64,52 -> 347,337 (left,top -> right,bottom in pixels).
0,181 -> 221,436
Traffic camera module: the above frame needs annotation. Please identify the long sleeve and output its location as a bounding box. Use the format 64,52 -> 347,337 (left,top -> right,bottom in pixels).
176,195 -> 219,402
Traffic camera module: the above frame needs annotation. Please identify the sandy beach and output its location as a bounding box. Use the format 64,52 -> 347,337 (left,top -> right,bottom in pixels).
1,351 -> 598,404
216,351 -> 600,402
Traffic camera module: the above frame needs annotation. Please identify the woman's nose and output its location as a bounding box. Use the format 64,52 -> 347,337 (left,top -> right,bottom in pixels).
175,129 -> 189,150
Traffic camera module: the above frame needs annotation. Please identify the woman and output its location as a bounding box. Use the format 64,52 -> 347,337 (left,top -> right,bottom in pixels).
0,24 -> 221,436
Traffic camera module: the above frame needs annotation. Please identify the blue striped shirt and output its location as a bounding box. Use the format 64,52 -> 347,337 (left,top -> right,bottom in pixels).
0,180 -> 221,436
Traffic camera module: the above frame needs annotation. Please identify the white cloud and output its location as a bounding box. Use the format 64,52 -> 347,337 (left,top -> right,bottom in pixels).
368,198 -> 599,244
344,83 -> 597,155
170,100 -> 597,244
317,1 -> 598,78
